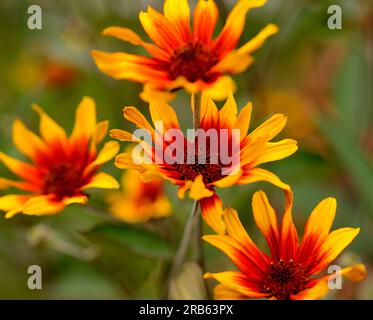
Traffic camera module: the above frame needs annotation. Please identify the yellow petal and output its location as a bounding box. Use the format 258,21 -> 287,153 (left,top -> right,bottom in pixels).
91,50 -> 169,84
303,197 -> 337,240
110,129 -> 136,142
83,172 -> 119,190
0,152 -> 37,180
103,26 -> 143,44
293,279 -> 329,300
139,6 -> 183,53
249,113 -> 287,142
238,23 -> 279,54
5,207 -> 25,219
177,181 -> 193,199
140,84 -> 175,102
212,169 -> 242,188
164,0 -> 191,42
22,195 -> 65,216
63,195 -> 88,206
219,93 -> 238,130
12,119 -> 45,159
339,263 -> 367,281
86,141 -> 120,173
152,195 -> 172,218
0,177 -> 33,191
193,0 -> 218,43
115,152 -> 147,172
92,121 -> 109,145
320,227 -> 360,265
188,175 -> 214,200
71,96 -> 97,140
200,93 -> 219,129
251,139 -> 298,166
140,170 -> 164,182
102,27 -> 169,60
200,195 -> 225,234
252,191 -> 280,251
123,106 -> 155,135
239,136 -> 268,167
32,104 -> 67,143
204,271 -> 266,298
280,189 -> 299,260
149,99 -> 180,130
223,207 -> 256,248
213,284 -> 247,300
234,102 -> 252,140
0,178 -> 18,190
203,76 -> 236,101
238,167 -> 290,190
215,0 -> 268,54
0,194 -> 29,214
212,51 -> 254,74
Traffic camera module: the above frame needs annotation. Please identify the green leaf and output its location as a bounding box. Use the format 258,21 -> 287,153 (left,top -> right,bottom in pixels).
86,224 -> 174,260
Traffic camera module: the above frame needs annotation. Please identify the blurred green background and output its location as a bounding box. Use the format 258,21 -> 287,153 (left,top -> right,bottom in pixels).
0,0 -> 372,299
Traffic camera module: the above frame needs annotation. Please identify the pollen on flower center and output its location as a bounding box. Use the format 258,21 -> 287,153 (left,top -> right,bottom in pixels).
42,163 -> 89,200
168,42 -> 219,83
263,259 -> 307,300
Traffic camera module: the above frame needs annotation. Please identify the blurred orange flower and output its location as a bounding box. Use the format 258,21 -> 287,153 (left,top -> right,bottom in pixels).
256,88 -> 328,155
106,170 -> 171,223
11,56 -> 78,91
0,97 -> 120,218
110,94 -> 297,234
92,0 -> 278,101
204,190 -> 366,300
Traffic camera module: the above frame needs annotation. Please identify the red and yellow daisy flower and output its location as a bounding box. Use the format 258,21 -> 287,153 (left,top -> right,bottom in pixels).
0,97 -> 120,218
91,0 -> 278,101
204,190 -> 366,300
106,169 -> 171,223
110,94 -> 297,234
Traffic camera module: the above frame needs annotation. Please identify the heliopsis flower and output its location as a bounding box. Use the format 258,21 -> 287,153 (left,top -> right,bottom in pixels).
106,169 -> 171,223
91,0 -> 278,101
0,97 -> 120,218
204,190 -> 366,300
110,94 -> 297,234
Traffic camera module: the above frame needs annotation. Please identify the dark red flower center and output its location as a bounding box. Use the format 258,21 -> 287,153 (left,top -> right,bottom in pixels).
262,259 -> 308,300
169,42 -> 219,83
37,141 -> 98,201
175,147 -> 228,184
42,163 -> 91,200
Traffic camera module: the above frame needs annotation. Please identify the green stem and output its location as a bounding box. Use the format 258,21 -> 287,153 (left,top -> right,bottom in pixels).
164,200 -> 199,298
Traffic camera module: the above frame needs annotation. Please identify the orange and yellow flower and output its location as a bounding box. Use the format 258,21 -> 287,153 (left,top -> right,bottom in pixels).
110,94 -> 297,234
204,190 -> 366,300
0,97 -> 120,218
106,169 -> 171,223
91,0 -> 278,101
